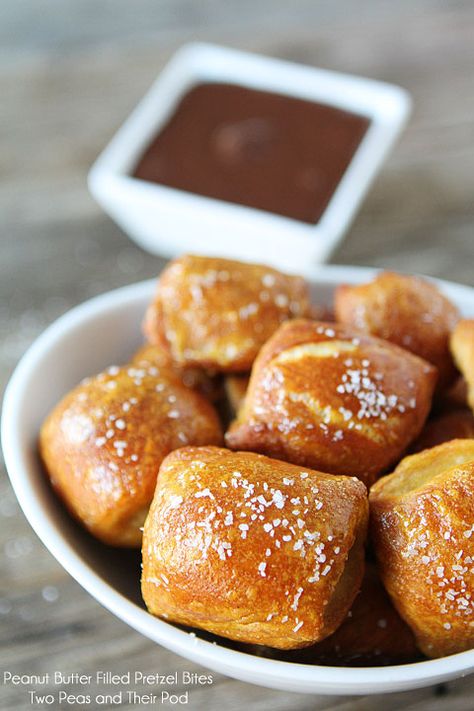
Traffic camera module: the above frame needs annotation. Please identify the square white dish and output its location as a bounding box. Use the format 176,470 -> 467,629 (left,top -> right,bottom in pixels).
88,44 -> 411,271
2,264 -> 474,695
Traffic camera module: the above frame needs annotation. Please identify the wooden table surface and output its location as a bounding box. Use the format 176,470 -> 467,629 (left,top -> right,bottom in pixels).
1,1 -> 473,709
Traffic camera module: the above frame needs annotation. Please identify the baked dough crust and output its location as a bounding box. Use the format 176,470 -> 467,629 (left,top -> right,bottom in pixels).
335,271 -> 459,390
224,374 -> 250,417
132,343 -> 221,401
370,439 -> 474,657
142,446 -> 368,649
437,377 -> 469,414
226,319 -> 437,487
410,409 -> 474,453
143,254 -> 311,372
306,562 -> 420,665
249,563 -> 420,665
40,364 -> 223,546
451,319 -> 474,411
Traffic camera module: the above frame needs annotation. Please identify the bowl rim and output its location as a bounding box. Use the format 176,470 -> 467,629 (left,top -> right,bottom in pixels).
2,265 -> 474,695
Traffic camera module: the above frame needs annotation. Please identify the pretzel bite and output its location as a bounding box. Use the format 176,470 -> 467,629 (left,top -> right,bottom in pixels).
226,320 -> 437,487
142,447 -> 368,649
143,254 -> 311,372
451,319 -> 474,411
250,563 -> 420,665
40,365 -> 223,547
335,272 -> 459,390
436,377 -> 469,415
307,563 -> 420,665
370,439 -> 474,657
309,303 -> 335,322
410,409 -> 474,453
132,343 -> 222,402
224,374 -> 250,417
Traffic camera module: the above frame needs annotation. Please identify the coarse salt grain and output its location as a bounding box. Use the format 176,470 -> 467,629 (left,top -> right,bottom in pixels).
239,524 -> 249,539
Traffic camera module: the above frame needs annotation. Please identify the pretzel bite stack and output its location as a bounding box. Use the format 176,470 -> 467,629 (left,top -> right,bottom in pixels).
41,256 -> 474,664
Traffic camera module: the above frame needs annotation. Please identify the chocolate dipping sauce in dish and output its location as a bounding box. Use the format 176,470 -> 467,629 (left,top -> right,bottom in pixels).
89,44 -> 411,267
133,83 -> 370,224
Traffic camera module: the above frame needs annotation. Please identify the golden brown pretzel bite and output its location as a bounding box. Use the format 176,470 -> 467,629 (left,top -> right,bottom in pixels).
40,364 -> 223,546
142,446 -> 368,649
370,439 -> 474,657
132,342 -> 222,401
224,374 -> 250,417
143,254 -> 311,372
249,563 -> 420,665
306,563 -> 420,665
335,271 -> 459,390
226,320 -> 437,487
436,377 -> 469,415
451,319 -> 474,411
410,409 -> 474,453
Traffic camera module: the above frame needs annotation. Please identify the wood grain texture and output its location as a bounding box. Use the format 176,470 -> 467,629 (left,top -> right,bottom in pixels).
1,1 -> 473,709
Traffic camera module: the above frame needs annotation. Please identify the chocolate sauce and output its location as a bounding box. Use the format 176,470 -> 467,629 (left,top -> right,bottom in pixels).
133,83 -> 370,224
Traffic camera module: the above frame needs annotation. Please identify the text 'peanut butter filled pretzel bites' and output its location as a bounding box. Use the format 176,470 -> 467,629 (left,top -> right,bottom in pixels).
226,319 -> 437,487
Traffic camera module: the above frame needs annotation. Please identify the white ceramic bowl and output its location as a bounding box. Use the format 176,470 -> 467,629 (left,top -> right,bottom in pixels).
2,265 -> 474,695
88,43 -> 411,272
